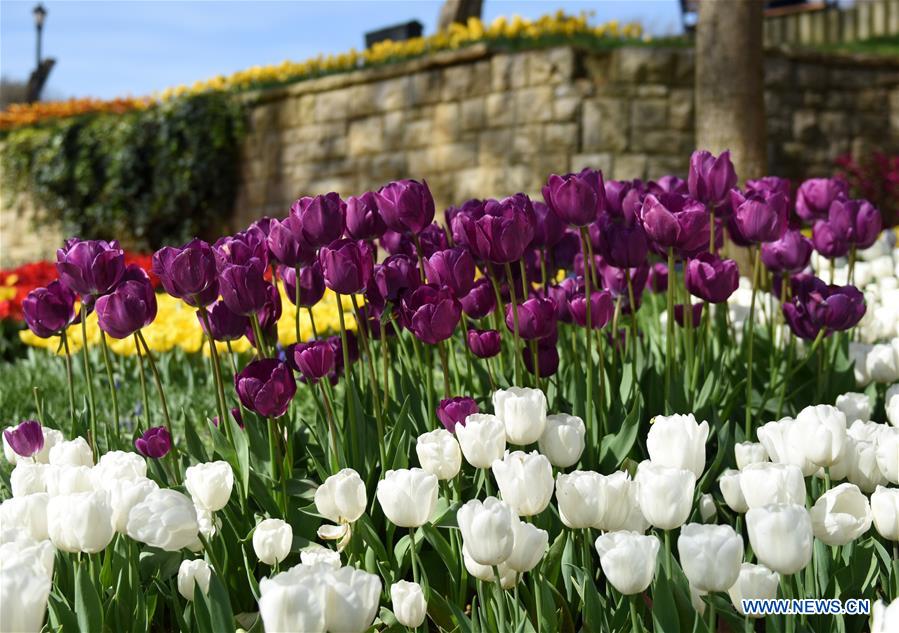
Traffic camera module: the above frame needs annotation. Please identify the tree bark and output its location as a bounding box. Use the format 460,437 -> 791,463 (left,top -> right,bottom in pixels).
437,0 -> 483,32
695,0 -> 768,180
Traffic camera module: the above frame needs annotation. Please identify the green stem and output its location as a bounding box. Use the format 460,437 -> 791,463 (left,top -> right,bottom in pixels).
409,528 -> 420,584
198,307 -> 232,449
79,307 -> 98,458
629,595 -> 642,633
136,330 -> 178,475
61,330 -> 77,436
745,247 -> 761,438
625,268 -> 639,389
491,565 -> 507,633
504,262 -> 523,386
665,249 -> 676,413
318,381 -> 340,472
579,228 -> 596,451
98,331 -> 121,443
294,264 -> 303,344
134,334 -> 152,432
336,295 -> 358,466
438,340 -> 452,398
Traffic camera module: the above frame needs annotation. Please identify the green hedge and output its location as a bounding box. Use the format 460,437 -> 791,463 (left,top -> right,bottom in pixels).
1,93 -> 245,250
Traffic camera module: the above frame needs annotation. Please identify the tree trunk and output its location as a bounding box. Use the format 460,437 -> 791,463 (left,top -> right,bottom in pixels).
695,0 -> 768,180
437,0 -> 483,32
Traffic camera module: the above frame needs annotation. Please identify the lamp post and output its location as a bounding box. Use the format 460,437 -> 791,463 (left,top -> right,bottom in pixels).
33,3 -> 47,68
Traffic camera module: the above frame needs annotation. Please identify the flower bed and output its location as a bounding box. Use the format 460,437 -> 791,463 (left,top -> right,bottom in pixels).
2,152 -> 898,633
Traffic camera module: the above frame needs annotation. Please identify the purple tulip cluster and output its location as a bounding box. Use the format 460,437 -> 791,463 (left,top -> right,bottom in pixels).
782,276 -> 866,340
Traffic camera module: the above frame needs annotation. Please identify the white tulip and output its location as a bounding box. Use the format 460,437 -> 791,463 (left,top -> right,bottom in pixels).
646,413 -> 709,478
184,461 -> 233,512
91,450 -> 146,486
455,414 -> 506,468
555,471 -> 602,529
594,531 -> 660,595
0,494 -> 49,541
866,343 -> 899,383
634,460 -> 695,530
835,392 -> 872,423
831,437 -> 886,493
849,342 -> 873,386
0,537 -> 55,579
391,580 -> 427,628
757,417 -> 817,476
848,419 -> 891,445
876,429 -> 899,484
177,559 -> 212,601
461,544 -> 517,589
793,405 -> 847,467
491,450 -> 553,517
505,519 -> 548,573
619,483 -> 651,534
886,383 -> 899,427
322,565 -> 382,633
314,469 -> 367,524
677,523 -> 743,592
492,387 -> 547,445
126,489 -> 199,551
746,504 -> 813,575
416,429 -> 461,480
456,497 -> 515,566
300,544 -> 341,568
48,437 -> 93,467
259,566 -> 327,633
689,585 -> 707,616
718,469 -> 748,513
870,486 -> 899,541
47,491 -> 114,553
43,465 -> 93,496
738,462 -> 805,509
699,494 -> 716,522
728,563 -> 779,618
376,468 -> 438,528
734,442 -> 768,470
871,598 -> 899,633
0,558 -> 51,633
809,483 -> 872,546
253,518 -> 293,566
10,463 -> 46,497
538,414 -> 585,468
106,476 -> 158,533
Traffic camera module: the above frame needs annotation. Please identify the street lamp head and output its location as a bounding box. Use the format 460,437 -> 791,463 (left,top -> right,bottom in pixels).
33,3 -> 47,28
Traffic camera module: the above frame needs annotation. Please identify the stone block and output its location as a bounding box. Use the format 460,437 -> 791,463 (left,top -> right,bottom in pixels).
491,53 -> 528,92
668,89 -> 694,130
347,83 -> 378,118
382,111 -> 407,149
647,155 -> 689,179
348,116 -> 384,155
403,119 -> 434,149
479,129 -> 516,166
571,153 -> 613,175
543,123 -> 578,150
460,97 -> 486,131
528,47 -> 574,86
631,98 -> 668,130
636,85 -> 669,99
796,63 -> 829,88
611,154 -> 648,181
582,98 -> 629,152
370,153 -> 407,181
514,86 -> 554,123
486,93 -> 514,127
410,70 -> 445,105
433,102 -> 461,142
442,65 -> 474,101
428,142 -> 478,172
764,57 -> 793,88
792,110 -> 819,143
315,89 -> 351,122
512,125 -> 544,157
375,77 -> 414,111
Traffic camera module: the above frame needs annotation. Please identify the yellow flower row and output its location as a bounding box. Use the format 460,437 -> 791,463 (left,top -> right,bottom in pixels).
19,289 -> 357,357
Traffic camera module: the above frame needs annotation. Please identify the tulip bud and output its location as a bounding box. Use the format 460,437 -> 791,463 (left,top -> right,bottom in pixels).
698,494 -> 716,523
105,477 -> 157,533
198,300 -> 249,341
151,239 -> 219,307
376,179 -> 435,235
95,272 -> 157,339
22,281 -> 77,338
746,503 -> 813,575
416,429 -> 462,481
267,214 -> 313,267
457,497 -> 516,566
436,397 -> 479,433
871,486 -> 899,541
253,518 -> 293,566
809,482 -> 872,546
345,191 -> 386,241
871,598 -> 899,633
594,531 -> 660,595
646,413 -> 709,478
2,421 -> 44,459
492,387 -> 547,446
462,544 -> 517,589
0,493 -> 49,541
687,150 -> 737,207
505,518 -> 548,573
10,462 -> 46,498
677,523 -> 743,592
258,566 -> 327,633
876,430 -> 899,485
455,414 -> 506,468
323,565 -> 383,633
718,469 -> 748,513
47,491 -> 115,553
885,384 -> 899,428
293,193 -> 346,247
314,468 -> 367,524
390,581 -> 427,629
56,239 -> 125,297
92,450 -> 147,483
542,168 -> 605,227
294,341 -> 336,383
300,544 -> 342,568
538,414 -> 585,468
126,489 -> 199,551
460,278 -> 496,319
48,437 -> 93,467
685,253 -> 739,303
0,555 -> 51,633
491,451 -> 554,517
235,359 -> 297,418
728,563 -> 779,618
376,468 -> 438,528
466,329 -> 501,359
185,461 -> 233,512
177,559 -> 212,601
43,464 -> 92,496
424,247 -> 476,298
734,442 -> 768,470
634,460 -> 696,530
757,417 -> 818,476
739,462 -> 806,509
134,426 -> 171,459
320,238 -> 374,295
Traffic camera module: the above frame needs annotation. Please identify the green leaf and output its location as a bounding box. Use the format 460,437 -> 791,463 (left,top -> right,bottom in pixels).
75,562 -> 105,633
598,393 -> 641,472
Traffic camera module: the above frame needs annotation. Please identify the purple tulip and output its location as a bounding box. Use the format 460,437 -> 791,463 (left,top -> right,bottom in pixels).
597,258 -> 649,300
292,193 -> 346,247
452,194 -> 536,264
725,213 -> 754,248
135,426 -> 171,459
542,168 -> 606,227
401,285 -> 462,345
782,299 -> 822,341
376,179 -> 435,235
368,255 -> 421,313
550,231 -> 581,272
219,259 -> 270,316
648,263 -> 668,293
761,231 -> 813,274
22,281 -> 77,338
505,297 -> 556,340
55,239 -> 125,297
436,397 -> 478,433
796,178 -> 848,223
827,198 -> 882,249
466,329 -> 501,358
293,341 -> 336,383
604,180 -> 644,220
673,303 -> 704,328
639,193 -> 709,254
267,214 -> 314,267
595,212 -> 648,269
95,269 -> 157,339
245,283 -> 282,349
460,278 -> 495,319
419,223 -> 450,257
212,407 -> 244,430
280,262 -> 326,308
345,191 -> 386,240
687,150 -> 738,207
3,421 -> 44,458
447,199 -> 486,245
424,248 -> 476,298
198,300 -> 248,342
809,285 -> 866,332
530,201 -> 565,248
811,220 -> 850,259
328,332 -> 359,375
379,230 -> 414,257
730,189 -> 789,243
523,340 -> 559,377
152,239 -> 219,307
746,176 -> 791,200
685,253 -> 739,303
568,290 -> 614,329
235,358 -> 297,418
648,175 -> 688,196
215,229 -> 269,269
320,239 -> 374,295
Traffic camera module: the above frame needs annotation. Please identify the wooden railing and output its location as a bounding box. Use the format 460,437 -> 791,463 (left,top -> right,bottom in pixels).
763,0 -> 899,46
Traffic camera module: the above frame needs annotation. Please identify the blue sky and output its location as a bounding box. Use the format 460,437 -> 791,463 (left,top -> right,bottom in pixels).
0,1 -> 682,100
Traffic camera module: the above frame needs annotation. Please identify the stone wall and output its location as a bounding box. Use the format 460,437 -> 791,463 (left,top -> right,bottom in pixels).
232,43 -> 899,229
